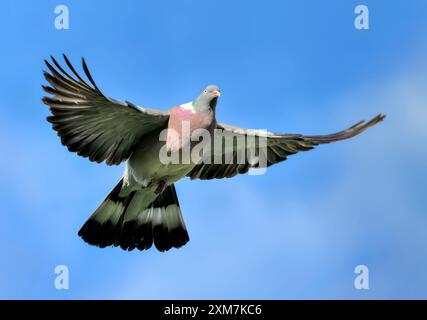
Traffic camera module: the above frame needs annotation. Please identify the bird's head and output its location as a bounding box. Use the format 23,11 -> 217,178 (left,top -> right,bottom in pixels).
194,85 -> 221,111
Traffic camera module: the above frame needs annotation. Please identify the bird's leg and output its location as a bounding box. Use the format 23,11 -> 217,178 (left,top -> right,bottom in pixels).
154,180 -> 167,195
144,178 -> 155,188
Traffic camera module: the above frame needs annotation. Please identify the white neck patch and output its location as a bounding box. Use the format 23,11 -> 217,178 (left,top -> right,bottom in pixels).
181,101 -> 195,112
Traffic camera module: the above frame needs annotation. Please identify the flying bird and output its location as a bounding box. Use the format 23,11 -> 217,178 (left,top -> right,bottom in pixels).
42,55 -> 385,252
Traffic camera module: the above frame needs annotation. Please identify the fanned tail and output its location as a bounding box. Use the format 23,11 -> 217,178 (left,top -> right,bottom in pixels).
78,180 -> 189,252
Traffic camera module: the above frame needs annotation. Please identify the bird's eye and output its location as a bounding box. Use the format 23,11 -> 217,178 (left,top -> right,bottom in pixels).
204,90 -> 207,93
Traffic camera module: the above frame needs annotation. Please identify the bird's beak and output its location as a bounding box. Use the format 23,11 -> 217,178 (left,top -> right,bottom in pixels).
213,90 -> 221,97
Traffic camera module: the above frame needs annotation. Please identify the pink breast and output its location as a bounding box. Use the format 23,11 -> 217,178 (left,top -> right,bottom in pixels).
172,106 -> 193,120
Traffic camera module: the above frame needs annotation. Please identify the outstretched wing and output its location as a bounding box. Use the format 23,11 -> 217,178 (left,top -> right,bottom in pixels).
187,114 -> 385,180
42,55 -> 169,165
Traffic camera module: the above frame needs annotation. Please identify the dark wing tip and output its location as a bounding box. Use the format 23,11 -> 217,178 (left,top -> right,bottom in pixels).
81,57 -> 102,93
41,85 -> 51,93
41,96 -> 51,106
374,113 -> 386,123
43,59 -> 51,69
62,53 -> 71,65
42,70 -> 51,80
61,54 -> 93,89
304,113 -> 385,144
354,113 -> 385,130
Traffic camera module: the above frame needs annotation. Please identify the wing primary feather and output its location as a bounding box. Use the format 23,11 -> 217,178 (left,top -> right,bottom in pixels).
51,56 -> 92,90
42,85 -> 85,100
62,54 -> 93,89
44,59 -> 88,93
43,71 -> 83,95
81,57 -> 103,95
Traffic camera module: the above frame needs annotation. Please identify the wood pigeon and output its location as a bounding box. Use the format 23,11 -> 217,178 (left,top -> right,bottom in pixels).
42,55 -> 385,252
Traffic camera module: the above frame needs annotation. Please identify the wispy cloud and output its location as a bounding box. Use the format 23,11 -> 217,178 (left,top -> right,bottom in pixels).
113,49 -> 427,300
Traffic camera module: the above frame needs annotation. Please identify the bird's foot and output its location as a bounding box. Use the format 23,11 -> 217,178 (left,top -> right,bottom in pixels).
154,180 -> 167,194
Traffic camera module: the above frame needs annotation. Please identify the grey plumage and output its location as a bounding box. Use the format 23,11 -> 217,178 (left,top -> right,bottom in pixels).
42,55 -> 385,252
187,116 -> 385,179
43,55 -> 169,166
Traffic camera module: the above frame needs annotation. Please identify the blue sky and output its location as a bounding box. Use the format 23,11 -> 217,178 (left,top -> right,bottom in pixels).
1,0 -> 427,299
